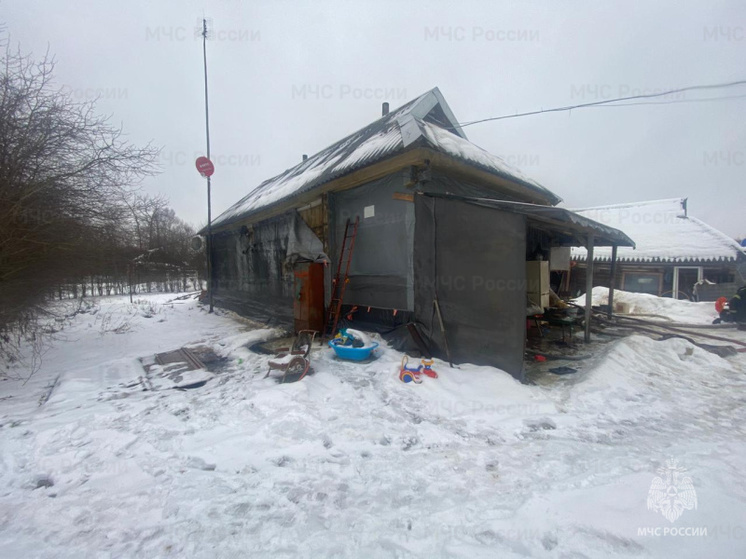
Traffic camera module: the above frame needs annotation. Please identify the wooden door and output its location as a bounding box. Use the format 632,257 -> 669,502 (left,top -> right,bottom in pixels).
293,263 -> 325,333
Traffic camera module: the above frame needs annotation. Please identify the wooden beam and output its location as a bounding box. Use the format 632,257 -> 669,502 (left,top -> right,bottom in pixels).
584,234 -> 595,343
608,244 -> 618,319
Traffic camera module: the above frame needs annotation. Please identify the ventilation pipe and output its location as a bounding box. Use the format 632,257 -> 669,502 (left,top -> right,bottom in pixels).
382,102 -> 389,116
302,154 -> 308,161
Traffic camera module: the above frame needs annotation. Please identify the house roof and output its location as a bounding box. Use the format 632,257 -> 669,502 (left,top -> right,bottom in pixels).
210,87 -> 562,229
570,198 -> 745,263
424,193 -> 635,248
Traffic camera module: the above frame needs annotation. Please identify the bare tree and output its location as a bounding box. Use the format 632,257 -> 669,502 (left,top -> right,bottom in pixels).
119,192 -> 169,251
0,39 -> 159,364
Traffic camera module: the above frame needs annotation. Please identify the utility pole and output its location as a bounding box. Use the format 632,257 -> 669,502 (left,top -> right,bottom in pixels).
202,18 -> 214,313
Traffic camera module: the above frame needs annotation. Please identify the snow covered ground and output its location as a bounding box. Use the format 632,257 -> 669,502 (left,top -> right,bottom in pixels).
574,286 -> 721,325
1,293 -> 745,558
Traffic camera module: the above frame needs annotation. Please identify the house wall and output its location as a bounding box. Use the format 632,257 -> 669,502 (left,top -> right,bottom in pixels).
328,168 -> 533,312
330,173 -> 415,311
210,213 -> 295,326
414,195 -> 528,379
209,165 -> 547,331
569,261 -> 738,299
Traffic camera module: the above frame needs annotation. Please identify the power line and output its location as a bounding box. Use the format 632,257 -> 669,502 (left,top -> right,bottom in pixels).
584,92 -> 746,108
457,79 -> 746,128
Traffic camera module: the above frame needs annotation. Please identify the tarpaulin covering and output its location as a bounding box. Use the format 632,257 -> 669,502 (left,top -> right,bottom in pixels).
211,211 -> 327,327
287,211 -> 329,266
330,173 -> 415,310
413,195 -> 528,379
423,170 -> 532,202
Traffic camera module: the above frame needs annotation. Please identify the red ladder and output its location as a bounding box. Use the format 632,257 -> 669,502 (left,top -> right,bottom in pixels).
324,216 -> 359,338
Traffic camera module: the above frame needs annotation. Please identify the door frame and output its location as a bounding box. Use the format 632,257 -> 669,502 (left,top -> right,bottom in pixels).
672,266 -> 703,299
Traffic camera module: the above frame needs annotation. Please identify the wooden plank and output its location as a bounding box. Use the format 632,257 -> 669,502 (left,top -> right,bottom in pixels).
392,192 -> 415,202
321,193 -> 329,254
608,245 -> 618,319
584,234 -> 595,343
298,197 -> 326,242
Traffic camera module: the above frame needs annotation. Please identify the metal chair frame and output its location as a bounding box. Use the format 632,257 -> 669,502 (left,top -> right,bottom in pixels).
265,330 -> 316,383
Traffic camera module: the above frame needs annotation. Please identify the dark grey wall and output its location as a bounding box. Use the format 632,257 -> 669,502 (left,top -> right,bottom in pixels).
330,172 -> 415,310
211,212 -> 294,326
414,195 -> 527,380
328,168 -> 527,312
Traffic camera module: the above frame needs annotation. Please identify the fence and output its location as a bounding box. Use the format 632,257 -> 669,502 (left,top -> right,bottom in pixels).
54,263 -> 201,300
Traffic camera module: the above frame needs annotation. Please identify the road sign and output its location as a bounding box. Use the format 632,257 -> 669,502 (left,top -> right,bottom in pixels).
195,156 -> 215,177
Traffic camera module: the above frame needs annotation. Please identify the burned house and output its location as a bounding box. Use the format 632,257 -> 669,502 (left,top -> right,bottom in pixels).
207,88 -> 633,379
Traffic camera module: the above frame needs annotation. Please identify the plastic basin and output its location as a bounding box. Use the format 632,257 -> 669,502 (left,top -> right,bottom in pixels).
328,341 -> 379,361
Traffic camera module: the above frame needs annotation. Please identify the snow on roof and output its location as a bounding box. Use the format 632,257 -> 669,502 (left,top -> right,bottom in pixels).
210,88 -> 561,229
571,198 -> 745,263
418,121 -> 551,195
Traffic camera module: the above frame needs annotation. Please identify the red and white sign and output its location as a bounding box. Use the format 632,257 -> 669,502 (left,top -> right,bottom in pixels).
195,156 -> 215,177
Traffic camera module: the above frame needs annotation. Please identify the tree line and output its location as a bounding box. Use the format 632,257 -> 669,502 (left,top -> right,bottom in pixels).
1,34 -> 203,364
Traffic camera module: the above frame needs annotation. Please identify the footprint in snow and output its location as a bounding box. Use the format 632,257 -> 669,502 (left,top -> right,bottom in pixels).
273,455 -> 293,467
400,436 -> 419,451
186,456 -> 216,471
542,532 -> 558,551
523,418 -> 557,432
32,474 -> 54,490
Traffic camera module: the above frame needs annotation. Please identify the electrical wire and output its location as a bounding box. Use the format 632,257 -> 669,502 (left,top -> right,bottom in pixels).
455,79 -> 746,128
583,92 -> 746,108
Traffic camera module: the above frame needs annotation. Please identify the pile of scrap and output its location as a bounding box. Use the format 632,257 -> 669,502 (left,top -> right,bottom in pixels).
139,347 -> 214,390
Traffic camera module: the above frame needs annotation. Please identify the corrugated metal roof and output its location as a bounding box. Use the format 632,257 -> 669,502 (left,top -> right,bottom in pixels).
570,199 -> 745,263
210,88 -> 561,229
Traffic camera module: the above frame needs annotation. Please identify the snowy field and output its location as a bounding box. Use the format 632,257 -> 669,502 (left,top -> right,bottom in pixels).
1,293 -> 745,558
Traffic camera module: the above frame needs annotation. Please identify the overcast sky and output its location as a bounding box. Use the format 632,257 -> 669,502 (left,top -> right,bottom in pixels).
4,0 -> 745,238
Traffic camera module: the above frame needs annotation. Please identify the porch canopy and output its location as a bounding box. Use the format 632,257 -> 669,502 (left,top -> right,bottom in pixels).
421,193 -> 636,341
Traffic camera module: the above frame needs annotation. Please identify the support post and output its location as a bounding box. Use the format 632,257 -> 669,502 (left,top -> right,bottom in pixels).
608,244 -> 618,319
128,262 -> 133,304
584,234 -> 595,343
206,176 -> 213,313
202,18 -> 214,313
